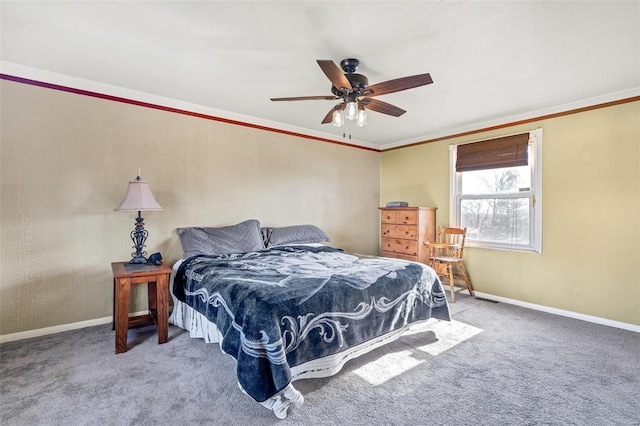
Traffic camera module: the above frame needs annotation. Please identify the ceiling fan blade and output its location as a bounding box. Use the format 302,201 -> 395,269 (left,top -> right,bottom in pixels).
364,73 -> 433,97
321,107 -> 336,124
321,104 -> 345,124
317,60 -> 353,94
360,98 -> 406,117
271,95 -> 338,101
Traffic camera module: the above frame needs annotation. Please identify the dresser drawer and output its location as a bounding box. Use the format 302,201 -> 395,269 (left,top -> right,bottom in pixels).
380,209 -> 418,225
381,224 -> 417,239
381,251 -> 418,262
396,210 -> 418,225
381,210 -> 398,224
381,238 -> 418,256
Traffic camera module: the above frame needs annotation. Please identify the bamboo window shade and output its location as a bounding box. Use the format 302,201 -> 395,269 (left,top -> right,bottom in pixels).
456,133 -> 530,172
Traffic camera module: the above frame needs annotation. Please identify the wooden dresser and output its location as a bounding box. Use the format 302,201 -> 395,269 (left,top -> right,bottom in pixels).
379,206 -> 437,264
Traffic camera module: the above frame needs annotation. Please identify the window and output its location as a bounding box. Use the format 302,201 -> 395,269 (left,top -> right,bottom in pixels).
450,128 -> 542,253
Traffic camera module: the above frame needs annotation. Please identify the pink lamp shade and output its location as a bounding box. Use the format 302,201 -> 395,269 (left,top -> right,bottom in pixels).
117,180 -> 163,212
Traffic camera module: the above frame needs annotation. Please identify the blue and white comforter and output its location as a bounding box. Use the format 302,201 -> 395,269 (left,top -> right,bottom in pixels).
173,245 -> 450,403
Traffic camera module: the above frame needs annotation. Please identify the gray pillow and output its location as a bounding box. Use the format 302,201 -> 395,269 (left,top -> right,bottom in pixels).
262,224 -> 331,247
178,219 -> 263,258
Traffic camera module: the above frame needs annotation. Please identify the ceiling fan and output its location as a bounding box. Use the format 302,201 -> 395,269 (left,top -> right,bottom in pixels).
270,58 -> 433,127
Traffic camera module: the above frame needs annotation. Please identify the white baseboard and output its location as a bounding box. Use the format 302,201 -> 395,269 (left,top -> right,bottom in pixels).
473,291 -> 640,333
1,296 -> 638,344
0,311 -> 148,344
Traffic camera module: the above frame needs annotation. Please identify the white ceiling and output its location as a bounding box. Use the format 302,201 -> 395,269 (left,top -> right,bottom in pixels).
2,1 -> 639,149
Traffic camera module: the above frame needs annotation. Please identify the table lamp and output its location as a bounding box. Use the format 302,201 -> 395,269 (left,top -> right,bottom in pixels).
116,169 -> 163,264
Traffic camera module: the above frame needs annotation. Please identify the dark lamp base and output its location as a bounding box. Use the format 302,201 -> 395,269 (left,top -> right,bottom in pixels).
128,212 -> 150,264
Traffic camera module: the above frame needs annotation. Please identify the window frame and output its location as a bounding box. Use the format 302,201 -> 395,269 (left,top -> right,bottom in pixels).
449,128 -> 543,253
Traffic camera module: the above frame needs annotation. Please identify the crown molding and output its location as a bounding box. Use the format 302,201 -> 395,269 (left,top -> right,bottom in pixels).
3,61 -> 637,153
0,61 -> 380,152
381,88 -> 640,151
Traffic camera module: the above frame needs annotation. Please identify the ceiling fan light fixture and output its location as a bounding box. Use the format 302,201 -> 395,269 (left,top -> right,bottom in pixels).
356,108 -> 367,127
345,101 -> 358,121
332,109 -> 344,127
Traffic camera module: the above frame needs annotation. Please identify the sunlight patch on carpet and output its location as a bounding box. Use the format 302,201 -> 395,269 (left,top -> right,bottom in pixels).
415,318 -> 483,356
351,350 -> 423,386
351,319 -> 483,385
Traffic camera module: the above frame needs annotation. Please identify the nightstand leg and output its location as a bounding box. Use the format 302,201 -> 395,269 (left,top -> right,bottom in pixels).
112,278 -> 116,331
156,273 -> 169,344
148,281 -> 157,312
115,277 -> 131,354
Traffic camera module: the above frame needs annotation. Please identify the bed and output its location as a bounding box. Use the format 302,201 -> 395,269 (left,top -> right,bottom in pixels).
169,220 -> 450,419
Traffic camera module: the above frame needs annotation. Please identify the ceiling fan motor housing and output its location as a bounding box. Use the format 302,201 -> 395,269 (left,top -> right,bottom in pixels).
329,58 -> 369,98
331,73 -> 369,97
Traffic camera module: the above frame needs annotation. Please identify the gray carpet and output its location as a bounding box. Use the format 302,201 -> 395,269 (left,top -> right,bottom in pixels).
1,295 -> 638,426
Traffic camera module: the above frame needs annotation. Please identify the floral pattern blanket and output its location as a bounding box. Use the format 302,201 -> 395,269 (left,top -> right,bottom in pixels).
173,245 -> 450,402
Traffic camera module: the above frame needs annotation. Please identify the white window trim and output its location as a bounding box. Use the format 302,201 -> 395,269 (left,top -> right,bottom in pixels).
449,128 -> 543,253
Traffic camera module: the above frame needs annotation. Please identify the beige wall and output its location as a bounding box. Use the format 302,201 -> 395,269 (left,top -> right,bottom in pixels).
382,101 -> 640,326
2,78 -> 637,336
0,80 -> 381,335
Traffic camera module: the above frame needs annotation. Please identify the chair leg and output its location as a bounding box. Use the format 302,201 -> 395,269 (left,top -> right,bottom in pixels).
458,261 -> 474,296
448,265 -> 455,303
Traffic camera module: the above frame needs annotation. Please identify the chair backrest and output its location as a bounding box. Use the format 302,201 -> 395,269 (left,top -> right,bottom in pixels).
433,227 -> 467,260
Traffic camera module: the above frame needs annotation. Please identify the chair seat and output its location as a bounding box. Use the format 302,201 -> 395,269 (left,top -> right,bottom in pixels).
431,256 -> 460,263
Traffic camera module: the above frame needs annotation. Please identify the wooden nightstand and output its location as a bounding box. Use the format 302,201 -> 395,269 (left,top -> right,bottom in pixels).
111,261 -> 172,354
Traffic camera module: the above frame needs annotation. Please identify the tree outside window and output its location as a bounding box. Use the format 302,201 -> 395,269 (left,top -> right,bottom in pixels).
450,129 -> 542,253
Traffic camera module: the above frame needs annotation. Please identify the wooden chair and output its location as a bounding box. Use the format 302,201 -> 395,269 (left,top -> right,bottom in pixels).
425,227 -> 474,303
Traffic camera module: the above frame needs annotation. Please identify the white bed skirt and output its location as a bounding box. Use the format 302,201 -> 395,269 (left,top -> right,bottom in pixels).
168,260 -> 433,419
